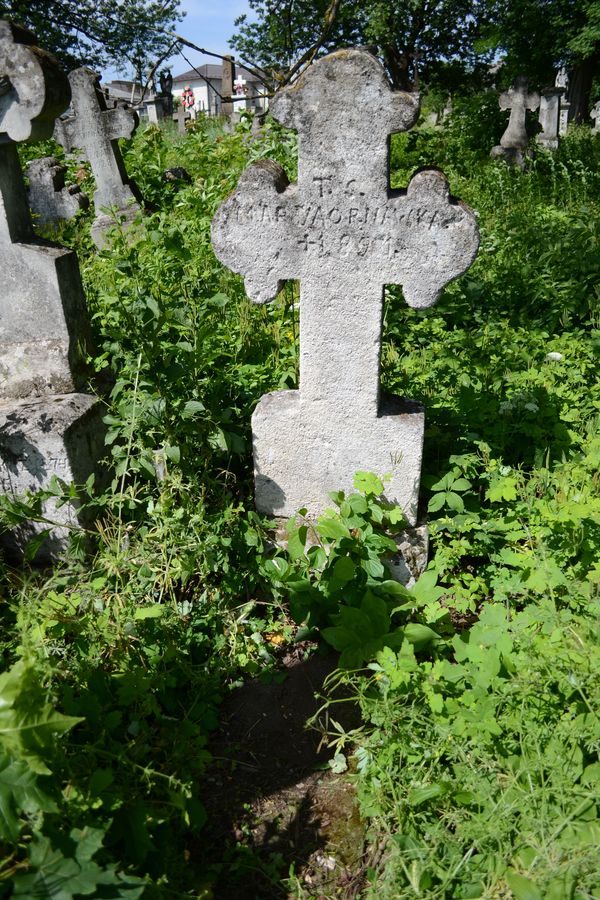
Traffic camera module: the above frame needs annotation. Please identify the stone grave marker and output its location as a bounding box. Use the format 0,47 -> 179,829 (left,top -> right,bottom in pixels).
0,20 -> 104,559
173,104 -> 188,134
537,90 -> 562,150
222,55 -> 235,117
145,96 -> 164,124
27,155 -> 89,227
212,49 -> 479,540
54,67 -> 141,247
591,100 -> 600,133
491,76 -> 539,167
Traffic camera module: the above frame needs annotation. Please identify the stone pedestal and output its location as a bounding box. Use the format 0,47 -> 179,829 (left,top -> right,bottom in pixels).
0,394 -> 105,561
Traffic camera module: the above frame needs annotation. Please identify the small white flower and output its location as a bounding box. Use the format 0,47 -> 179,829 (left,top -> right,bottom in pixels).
546,351 -> 563,361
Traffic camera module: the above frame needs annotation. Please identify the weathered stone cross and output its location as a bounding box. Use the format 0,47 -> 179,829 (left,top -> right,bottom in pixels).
498,76 -> 540,149
212,49 -> 479,523
54,67 -> 140,246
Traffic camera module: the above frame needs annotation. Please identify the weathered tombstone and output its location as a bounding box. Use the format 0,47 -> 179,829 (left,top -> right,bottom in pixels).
0,21 -> 104,560
173,104 -> 188,134
222,55 -> 235,117
145,96 -> 164,124
537,90 -> 562,150
212,50 -> 479,564
26,156 -> 89,227
54,67 -> 141,247
591,100 -> 600,134
491,76 -> 540,167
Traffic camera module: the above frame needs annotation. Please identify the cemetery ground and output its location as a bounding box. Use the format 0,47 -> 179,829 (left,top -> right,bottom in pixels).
2,101 -> 599,898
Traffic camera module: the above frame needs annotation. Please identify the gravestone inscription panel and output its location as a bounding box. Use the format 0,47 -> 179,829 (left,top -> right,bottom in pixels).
213,50 -> 479,525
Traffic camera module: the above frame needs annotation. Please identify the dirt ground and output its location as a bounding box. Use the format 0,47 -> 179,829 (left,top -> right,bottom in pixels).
196,647 -> 369,899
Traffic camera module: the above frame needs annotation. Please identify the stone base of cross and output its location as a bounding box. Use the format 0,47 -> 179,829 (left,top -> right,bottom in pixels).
0,394 -> 105,563
213,49 -> 479,527
253,391 -> 424,523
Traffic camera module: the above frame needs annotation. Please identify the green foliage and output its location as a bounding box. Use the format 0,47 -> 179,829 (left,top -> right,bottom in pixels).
3,95 -> 599,897
0,0 -> 183,80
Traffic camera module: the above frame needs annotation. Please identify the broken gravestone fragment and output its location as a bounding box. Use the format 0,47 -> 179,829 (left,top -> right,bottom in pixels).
212,49 -> 479,549
26,155 -> 89,227
0,20 -> 104,560
54,67 -> 141,247
491,76 -> 540,168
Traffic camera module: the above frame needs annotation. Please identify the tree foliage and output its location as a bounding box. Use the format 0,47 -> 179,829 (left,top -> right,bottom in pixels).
0,0 -> 183,82
485,0 -> 600,120
230,0 -> 493,90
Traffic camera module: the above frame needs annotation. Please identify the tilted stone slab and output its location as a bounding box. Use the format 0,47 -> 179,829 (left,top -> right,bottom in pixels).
0,394 -> 105,562
27,156 -> 89,227
213,49 -> 479,523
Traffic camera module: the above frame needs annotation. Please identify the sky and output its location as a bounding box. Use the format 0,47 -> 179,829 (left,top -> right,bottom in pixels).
104,0 -> 254,81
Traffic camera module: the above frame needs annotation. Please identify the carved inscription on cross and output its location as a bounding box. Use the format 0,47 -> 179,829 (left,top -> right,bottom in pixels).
54,67 -> 140,219
499,76 -> 540,149
212,49 -> 479,521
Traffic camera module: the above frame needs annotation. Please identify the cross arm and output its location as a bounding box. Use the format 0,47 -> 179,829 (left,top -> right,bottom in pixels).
212,159 -> 291,304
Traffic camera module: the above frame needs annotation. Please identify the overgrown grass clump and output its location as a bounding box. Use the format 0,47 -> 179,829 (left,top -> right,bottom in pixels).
3,108 -> 599,897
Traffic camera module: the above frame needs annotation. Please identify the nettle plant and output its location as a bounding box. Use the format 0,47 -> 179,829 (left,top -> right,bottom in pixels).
260,472 -> 446,668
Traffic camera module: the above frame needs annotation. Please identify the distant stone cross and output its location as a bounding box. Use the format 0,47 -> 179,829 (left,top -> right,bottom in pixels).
212,49 -> 479,522
54,67 -> 140,245
499,76 -> 540,148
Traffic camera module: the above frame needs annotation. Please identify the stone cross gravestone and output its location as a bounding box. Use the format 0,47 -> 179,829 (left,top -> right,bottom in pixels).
173,104 -> 188,134
0,20 -> 104,559
212,49 -> 479,525
537,90 -> 562,150
54,67 -> 141,247
591,101 -> 600,134
491,76 -> 539,167
27,155 -> 89,227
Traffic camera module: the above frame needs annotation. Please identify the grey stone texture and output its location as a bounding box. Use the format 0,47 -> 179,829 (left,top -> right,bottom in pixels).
591,101 -> 600,134
0,21 -> 103,560
54,67 -> 141,247
491,76 -> 539,167
221,56 -> 235,117
173,105 -> 188,134
212,49 -> 479,524
27,155 -> 89,227
0,394 -> 105,561
537,90 -> 562,150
